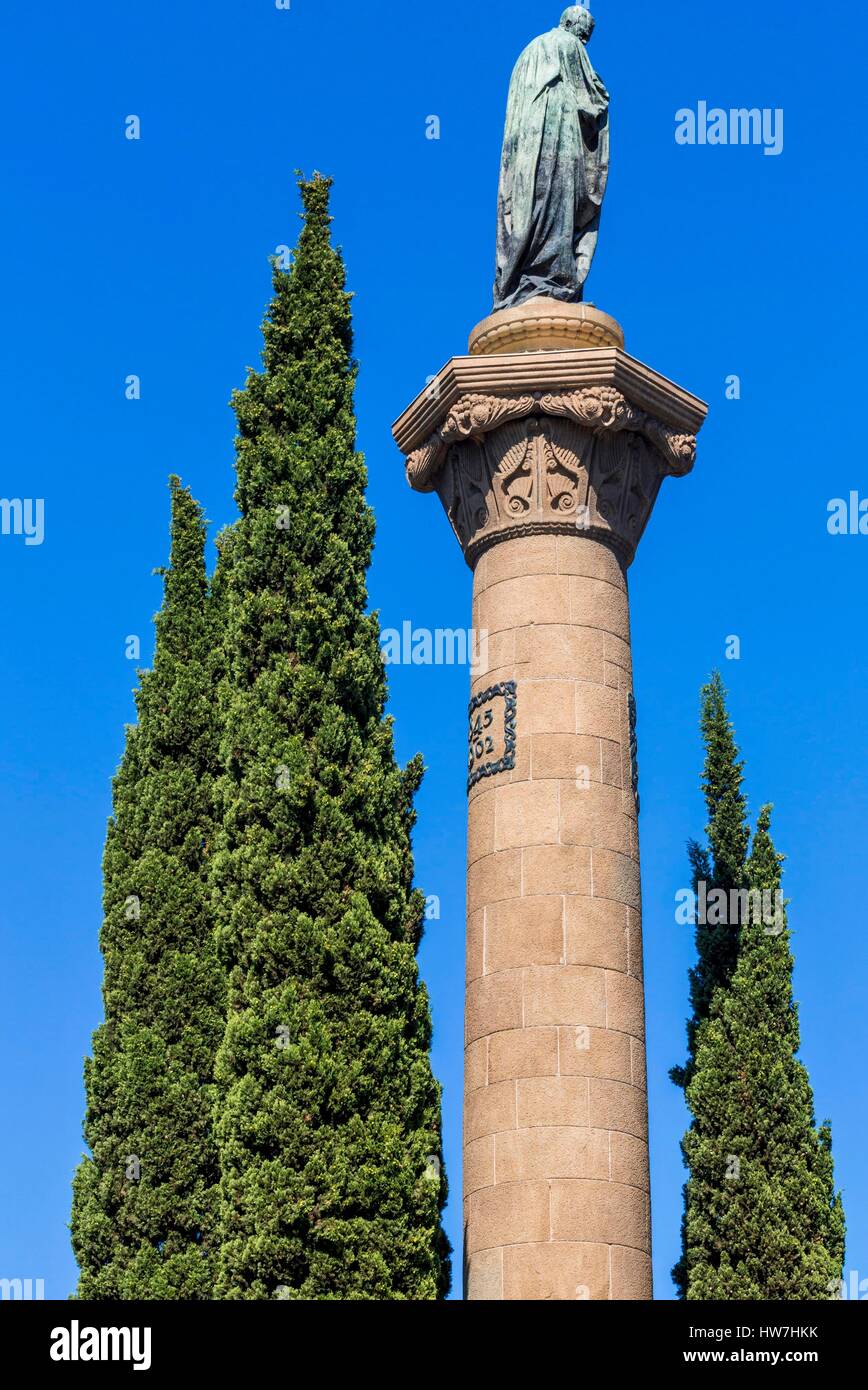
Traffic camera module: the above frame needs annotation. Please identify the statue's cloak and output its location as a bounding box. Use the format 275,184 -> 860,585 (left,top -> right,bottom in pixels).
493,26 -> 609,311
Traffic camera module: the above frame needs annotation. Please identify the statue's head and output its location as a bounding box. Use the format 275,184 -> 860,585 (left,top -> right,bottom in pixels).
560,5 -> 595,42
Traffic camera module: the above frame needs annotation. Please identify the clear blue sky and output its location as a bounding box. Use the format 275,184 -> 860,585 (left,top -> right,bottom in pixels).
1,0 -> 865,1300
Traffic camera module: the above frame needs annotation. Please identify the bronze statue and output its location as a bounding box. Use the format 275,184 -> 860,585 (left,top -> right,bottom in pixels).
494,6 -> 610,312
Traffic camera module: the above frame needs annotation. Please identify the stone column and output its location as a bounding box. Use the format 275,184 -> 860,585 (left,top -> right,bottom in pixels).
392,301 -> 707,1301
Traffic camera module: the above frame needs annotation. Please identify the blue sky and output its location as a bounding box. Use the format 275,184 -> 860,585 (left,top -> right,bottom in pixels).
1,0 -> 866,1299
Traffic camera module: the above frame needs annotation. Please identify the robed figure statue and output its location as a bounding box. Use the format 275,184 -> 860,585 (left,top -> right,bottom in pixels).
493,6 -> 610,312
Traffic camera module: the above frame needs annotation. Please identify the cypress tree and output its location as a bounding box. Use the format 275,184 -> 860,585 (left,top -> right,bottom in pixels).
671,672 -> 750,1090
678,806 -> 845,1299
210,174 -> 450,1300
71,479 -> 225,1298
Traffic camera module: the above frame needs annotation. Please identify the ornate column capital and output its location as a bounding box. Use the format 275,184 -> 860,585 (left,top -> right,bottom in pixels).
392,346 -> 708,568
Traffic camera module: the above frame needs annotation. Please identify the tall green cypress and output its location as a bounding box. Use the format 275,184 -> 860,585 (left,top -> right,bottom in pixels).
671,672 -> 751,1090
210,174 -> 450,1300
71,479 -> 224,1298
678,807 -> 845,1299
672,674 -> 844,1298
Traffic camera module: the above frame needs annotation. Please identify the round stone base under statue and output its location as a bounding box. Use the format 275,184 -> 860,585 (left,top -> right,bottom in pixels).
468,299 -> 624,356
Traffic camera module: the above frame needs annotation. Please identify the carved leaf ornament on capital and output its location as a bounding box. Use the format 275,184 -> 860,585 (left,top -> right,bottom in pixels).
405,387 -> 697,566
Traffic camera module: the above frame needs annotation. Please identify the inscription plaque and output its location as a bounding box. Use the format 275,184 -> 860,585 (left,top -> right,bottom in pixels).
468,681 -> 517,791
628,691 -> 639,813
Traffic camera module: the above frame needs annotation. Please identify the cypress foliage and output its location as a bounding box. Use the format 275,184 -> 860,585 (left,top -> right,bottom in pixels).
71,479 -> 224,1298
678,808 -> 845,1299
673,678 -> 845,1299
210,174 -> 450,1300
671,672 -> 750,1090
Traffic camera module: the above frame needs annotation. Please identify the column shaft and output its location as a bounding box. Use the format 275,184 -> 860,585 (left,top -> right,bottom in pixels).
464,532 -> 651,1301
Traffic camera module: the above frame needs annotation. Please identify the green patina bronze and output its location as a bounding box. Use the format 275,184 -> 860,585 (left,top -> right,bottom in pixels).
494,5 -> 610,312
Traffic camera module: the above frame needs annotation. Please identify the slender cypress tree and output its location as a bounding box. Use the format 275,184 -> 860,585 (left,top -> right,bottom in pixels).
210,174 -> 449,1300
678,806 -> 845,1299
671,672 -> 750,1090
71,479 -> 225,1298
